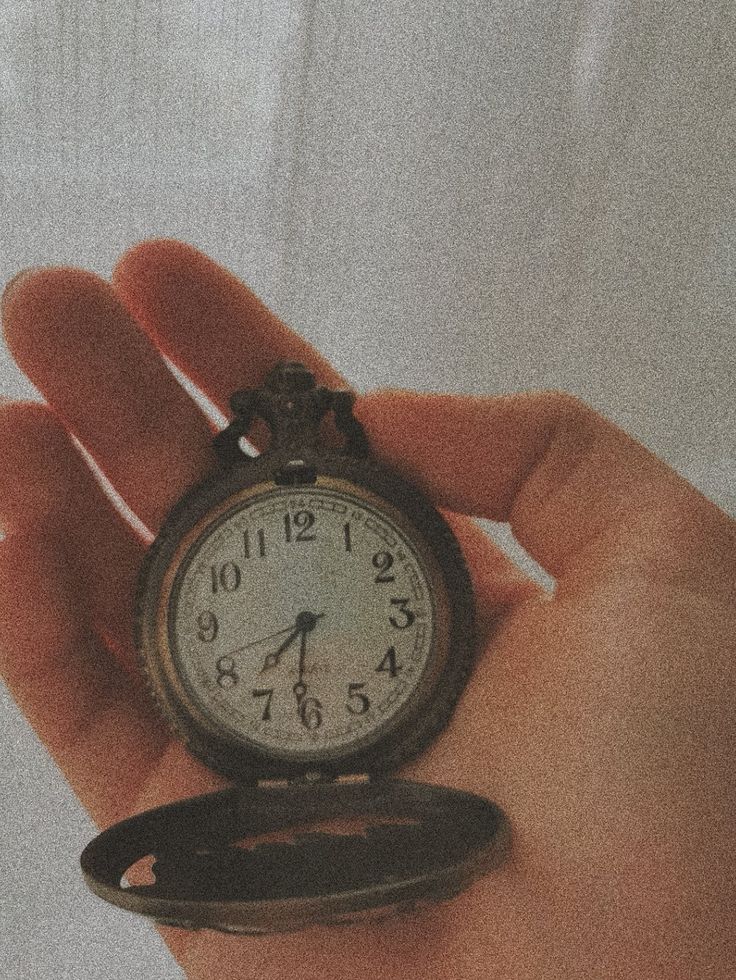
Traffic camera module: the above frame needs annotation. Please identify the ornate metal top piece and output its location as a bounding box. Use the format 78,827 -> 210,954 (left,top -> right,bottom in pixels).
214,361 -> 369,467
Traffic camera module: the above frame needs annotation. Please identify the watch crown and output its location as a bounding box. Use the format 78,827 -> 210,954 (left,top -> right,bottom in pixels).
265,361 -> 317,394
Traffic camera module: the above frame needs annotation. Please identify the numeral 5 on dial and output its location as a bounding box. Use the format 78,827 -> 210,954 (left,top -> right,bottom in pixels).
347,682 -> 371,715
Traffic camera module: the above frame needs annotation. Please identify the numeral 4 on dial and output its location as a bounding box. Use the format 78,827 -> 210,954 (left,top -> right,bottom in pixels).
376,646 -> 402,677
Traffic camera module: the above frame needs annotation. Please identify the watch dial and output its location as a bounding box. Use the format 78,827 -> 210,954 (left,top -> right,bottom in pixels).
166,482 -> 442,761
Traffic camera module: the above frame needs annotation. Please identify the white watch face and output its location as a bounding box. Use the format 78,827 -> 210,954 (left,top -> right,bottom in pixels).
167,482 -> 439,760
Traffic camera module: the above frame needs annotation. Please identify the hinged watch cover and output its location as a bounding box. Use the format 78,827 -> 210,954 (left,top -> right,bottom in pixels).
81,778 -> 509,934
80,362 -> 510,934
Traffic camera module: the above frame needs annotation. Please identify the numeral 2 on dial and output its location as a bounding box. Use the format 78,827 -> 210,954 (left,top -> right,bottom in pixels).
372,551 -> 395,583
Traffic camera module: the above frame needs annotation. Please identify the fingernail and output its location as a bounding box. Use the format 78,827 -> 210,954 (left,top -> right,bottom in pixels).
2,268 -> 36,316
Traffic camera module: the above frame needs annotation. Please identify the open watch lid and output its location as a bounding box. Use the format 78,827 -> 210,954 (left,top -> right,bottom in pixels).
81,777 -> 509,934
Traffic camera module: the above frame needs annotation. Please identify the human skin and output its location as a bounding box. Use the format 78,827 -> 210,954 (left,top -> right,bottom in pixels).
0,240 -> 734,979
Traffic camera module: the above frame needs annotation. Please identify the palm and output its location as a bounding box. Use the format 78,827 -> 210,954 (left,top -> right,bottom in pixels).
1,241 -> 733,980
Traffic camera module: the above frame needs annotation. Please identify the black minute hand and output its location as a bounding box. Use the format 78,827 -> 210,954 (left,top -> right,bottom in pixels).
293,629 -> 308,705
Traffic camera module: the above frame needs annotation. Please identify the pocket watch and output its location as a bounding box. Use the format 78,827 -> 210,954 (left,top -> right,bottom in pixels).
81,362 -> 509,934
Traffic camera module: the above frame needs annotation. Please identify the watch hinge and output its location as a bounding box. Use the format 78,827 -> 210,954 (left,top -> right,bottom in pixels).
336,773 -> 370,785
256,772 -> 370,789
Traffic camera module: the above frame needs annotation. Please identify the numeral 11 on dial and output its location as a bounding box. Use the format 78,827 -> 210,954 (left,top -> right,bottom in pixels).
243,528 -> 266,558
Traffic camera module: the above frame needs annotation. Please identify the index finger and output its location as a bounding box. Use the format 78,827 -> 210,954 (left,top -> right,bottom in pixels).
112,238 -> 345,410
354,390 -> 734,580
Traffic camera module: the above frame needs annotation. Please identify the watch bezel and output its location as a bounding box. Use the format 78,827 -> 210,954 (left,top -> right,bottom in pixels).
136,449 -> 476,783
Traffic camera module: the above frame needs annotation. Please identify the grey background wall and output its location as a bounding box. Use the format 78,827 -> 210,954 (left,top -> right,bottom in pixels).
1,1 -> 734,976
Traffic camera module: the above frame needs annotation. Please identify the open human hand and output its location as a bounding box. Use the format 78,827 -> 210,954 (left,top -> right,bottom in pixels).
1,241 -> 734,980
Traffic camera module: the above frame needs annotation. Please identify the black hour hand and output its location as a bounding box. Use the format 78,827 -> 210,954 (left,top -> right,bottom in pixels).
261,625 -> 301,672
261,611 -> 323,672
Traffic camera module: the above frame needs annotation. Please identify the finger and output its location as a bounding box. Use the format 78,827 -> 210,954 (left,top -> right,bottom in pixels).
130,740 -> 226,817
355,390 -> 731,579
111,245 -> 547,617
0,404 -> 287,832
2,268 -> 216,531
0,401 -> 144,673
111,238 -> 345,412
0,530 -> 169,828
441,510 -> 544,637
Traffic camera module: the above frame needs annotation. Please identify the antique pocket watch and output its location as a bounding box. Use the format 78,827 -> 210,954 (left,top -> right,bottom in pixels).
81,362 -> 509,934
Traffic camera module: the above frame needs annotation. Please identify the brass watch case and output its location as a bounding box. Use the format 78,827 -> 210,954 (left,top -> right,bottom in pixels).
136,448 -> 477,784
